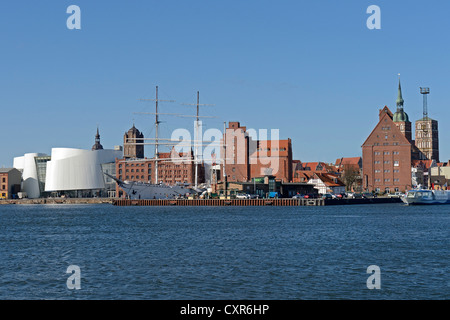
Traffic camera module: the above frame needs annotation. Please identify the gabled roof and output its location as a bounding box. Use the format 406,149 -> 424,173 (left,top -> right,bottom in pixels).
362,106 -> 412,147
0,168 -> 20,174
311,172 -> 345,187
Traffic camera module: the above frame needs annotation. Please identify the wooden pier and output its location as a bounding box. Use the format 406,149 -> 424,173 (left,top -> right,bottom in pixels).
112,198 -> 325,207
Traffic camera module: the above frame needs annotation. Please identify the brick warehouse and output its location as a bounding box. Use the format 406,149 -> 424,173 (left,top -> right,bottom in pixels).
362,78 -> 439,193
222,121 -> 293,183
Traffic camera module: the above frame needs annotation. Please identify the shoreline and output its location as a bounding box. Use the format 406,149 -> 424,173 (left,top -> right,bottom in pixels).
0,198 -> 114,205
0,197 -> 403,206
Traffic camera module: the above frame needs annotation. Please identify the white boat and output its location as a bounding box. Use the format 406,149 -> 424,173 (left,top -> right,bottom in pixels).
402,189 -> 450,205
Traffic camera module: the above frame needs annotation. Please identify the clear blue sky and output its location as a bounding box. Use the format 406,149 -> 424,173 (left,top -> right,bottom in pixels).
1,0 -> 449,167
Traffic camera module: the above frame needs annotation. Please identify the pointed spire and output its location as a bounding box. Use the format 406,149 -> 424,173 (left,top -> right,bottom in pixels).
396,74 -> 404,108
92,126 -> 104,150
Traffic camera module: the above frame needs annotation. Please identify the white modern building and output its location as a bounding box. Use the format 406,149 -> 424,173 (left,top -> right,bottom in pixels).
13,153 -> 49,199
44,148 -> 122,193
13,129 -> 123,198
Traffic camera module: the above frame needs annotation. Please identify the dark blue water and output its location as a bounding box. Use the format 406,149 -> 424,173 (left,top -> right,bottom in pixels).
0,203 -> 448,300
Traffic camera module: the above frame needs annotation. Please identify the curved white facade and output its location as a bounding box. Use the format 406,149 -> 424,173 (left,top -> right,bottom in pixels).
13,153 -> 47,199
45,148 -> 122,192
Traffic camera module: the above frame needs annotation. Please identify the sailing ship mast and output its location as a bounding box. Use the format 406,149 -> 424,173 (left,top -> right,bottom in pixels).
139,86 -> 175,184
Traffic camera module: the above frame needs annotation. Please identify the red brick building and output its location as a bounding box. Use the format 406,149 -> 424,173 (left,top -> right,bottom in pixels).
362,105 -> 416,193
0,168 -> 22,199
222,121 -> 293,183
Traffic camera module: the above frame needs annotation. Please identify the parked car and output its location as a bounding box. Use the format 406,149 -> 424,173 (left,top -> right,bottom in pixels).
362,192 -> 376,199
236,193 -> 250,199
248,194 -> 260,199
322,193 -> 335,199
346,192 -> 355,199
292,194 -> 304,199
304,193 -> 319,199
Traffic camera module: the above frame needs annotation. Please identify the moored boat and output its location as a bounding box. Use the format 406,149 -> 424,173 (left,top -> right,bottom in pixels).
402,189 -> 450,205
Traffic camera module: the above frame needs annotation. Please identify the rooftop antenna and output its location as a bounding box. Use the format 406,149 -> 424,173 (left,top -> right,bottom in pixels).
420,87 -> 430,120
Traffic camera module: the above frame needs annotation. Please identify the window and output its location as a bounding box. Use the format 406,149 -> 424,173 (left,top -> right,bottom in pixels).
1,185 -> 5,190
384,151 -> 390,155
383,143 -> 389,146
384,160 -> 390,164
384,170 -> 390,173
2,178 -> 5,183
394,161 -> 399,167
119,164 -> 122,168
394,178 -> 400,182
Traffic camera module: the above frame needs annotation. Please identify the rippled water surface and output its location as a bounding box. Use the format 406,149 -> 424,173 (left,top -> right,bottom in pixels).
0,203 -> 448,299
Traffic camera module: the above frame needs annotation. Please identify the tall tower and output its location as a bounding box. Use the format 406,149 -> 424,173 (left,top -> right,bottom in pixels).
92,127 -> 104,151
415,87 -> 439,162
392,75 -> 412,142
124,124 -> 144,159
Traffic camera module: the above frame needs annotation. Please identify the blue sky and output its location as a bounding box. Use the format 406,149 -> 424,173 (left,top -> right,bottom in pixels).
1,0 -> 449,167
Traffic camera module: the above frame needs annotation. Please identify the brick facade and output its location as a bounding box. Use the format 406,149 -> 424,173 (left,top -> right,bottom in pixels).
362,106 -> 414,193
222,122 -> 293,183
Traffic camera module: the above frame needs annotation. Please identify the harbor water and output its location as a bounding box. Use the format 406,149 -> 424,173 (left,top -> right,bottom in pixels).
0,203 -> 448,300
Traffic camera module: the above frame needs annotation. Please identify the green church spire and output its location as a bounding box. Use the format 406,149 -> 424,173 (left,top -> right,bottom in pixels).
393,74 -> 409,123
396,75 -> 404,108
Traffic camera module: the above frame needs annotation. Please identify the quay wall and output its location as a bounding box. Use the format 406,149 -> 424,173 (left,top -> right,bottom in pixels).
0,197 -> 402,206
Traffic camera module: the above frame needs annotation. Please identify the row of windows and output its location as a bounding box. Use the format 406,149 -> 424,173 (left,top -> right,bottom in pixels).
374,151 -> 400,155
119,169 -> 149,174
256,148 -> 287,152
374,169 -> 400,173
119,163 -> 152,168
374,160 -> 400,165
374,178 -> 400,183
373,142 -> 400,146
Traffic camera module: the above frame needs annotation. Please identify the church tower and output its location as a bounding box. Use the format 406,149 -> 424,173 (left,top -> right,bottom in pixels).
392,76 -> 412,142
124,124 -> 144,159
92,127 -> 104,151
415,88 -> 439,162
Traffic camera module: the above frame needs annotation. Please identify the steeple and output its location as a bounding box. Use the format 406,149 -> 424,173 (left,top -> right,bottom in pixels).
92,127 -> 104,151
393,74 -> 409,123
396,75 -> 404,109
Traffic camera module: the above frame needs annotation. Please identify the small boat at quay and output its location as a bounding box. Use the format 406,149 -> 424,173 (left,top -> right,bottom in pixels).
402,189 -> 450,205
